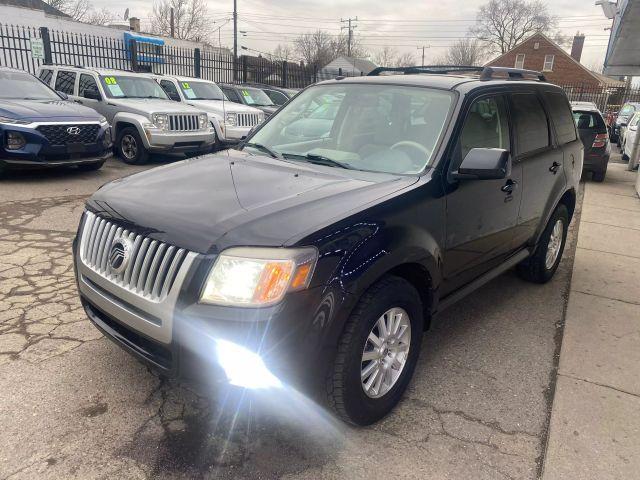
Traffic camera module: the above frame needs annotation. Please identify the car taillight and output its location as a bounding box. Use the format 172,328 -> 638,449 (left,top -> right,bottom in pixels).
592,133 -> 608,148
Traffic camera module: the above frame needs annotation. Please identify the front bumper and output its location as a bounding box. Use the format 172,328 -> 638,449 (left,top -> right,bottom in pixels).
144,127 -> 216,153
221,125 -> 253,142
73,233 -> 353,387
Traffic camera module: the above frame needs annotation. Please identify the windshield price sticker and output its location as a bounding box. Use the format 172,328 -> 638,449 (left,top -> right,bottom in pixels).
182,82 -> 190,89
241,90 -> 254,103
103,77 -> 124,96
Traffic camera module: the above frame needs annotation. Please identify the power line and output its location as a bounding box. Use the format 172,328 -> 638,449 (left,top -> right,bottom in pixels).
341,17 -> 358,56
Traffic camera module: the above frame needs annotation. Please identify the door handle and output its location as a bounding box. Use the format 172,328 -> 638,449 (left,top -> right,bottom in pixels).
501,179 -> 518,194
549,161 -> 561,174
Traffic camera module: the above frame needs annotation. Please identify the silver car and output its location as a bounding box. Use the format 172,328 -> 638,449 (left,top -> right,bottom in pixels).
37,66 -> 215,164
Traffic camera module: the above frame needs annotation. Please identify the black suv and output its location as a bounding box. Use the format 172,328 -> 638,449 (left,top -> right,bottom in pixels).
73,66 -> 582,425
219,83 -> 279,117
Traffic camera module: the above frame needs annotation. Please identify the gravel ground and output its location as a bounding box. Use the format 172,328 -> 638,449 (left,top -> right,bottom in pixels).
0,155 -> 581,480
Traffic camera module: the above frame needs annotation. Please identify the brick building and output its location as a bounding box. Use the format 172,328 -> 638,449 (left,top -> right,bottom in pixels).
485,32 -> 624,88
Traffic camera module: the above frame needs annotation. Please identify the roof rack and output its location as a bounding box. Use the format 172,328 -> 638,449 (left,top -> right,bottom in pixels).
367,64 -> 547,82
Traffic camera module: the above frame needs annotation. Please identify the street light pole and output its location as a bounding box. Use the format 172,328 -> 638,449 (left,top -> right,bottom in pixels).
341,17 -> 358,57
417,45 -> 429,66
233,0 -> 238,81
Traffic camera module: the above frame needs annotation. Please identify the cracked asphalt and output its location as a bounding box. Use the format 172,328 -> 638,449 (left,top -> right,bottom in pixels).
0,157 -> 580,479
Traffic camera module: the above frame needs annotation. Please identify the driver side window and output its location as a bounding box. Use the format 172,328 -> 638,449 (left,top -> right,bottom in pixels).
160,80 -> 180,100
456,96 -> 510,169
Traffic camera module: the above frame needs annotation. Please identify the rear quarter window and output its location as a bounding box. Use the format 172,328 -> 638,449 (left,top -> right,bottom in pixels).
54,71 -> 76,95
545,91 -> 577,144
511,92 -> 550,155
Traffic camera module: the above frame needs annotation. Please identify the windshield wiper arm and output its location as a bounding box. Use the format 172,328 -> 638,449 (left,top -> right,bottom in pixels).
243,142 -> 283,160
301,153 -> 353,170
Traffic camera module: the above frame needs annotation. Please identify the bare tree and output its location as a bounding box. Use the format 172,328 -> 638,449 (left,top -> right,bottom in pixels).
295,30 -> 368,67
438,38 -> 488,66
372,46 -> 398,67
85,8 -> 114,26
472,0 -> 556,54
272,44 -> 294,62
151,0 -> 213,42
394,52 -> 417,67
45,0 -> 114,25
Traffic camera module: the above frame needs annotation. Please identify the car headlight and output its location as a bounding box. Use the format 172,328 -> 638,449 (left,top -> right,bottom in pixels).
258,112 -> 265,123
199,114 -> 208,129
0,116 -> 30,125
152,113 -> 169,130
200,247 -> 318,307
99,118 -> 109,127
5,131 -> 26,150
225,112 -> 237,127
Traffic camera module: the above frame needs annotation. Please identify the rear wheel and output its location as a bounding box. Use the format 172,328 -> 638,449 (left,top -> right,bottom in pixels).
517,204 -> 569,284
326,276 -> 424,425
116,127 -> 148,165
592,169 -> 606,182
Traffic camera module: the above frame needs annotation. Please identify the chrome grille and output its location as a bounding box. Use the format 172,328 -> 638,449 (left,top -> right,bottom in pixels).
168,114 -> 201,131
80,211 -> 189,302
237,113 -> 261,128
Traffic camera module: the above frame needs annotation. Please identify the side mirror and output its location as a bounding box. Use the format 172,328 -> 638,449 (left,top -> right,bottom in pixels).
83,89 -> 102,101
57,91 -> 68,100
452,148 -> 511,180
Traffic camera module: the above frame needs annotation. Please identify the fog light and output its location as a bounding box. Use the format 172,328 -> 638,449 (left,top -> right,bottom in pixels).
215,339 -> 281,389
6,131 -> 25,150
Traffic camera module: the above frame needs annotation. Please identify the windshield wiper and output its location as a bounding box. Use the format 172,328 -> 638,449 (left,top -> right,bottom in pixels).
295,153 -> 353,170
243,142 -> 283,160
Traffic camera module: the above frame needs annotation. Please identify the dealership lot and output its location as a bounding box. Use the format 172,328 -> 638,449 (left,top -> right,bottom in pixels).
0,156 -> 580,480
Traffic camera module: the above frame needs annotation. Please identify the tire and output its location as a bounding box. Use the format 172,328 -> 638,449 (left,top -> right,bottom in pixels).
116,127 -> 149,165
517,204 -> 569,284
0,161 -> 6,178
592,169 -> 606,182
77,161 -> 105,172
326,276 -> 424,425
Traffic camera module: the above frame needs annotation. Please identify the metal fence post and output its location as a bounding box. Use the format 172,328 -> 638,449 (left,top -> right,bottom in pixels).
282,61 -> 287,88
241,55 -> 248,83
194,48 -> 201,78
130,39 -> 138,72
39,27 -> 52,65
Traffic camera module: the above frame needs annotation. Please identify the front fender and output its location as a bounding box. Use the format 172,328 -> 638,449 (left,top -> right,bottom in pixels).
112,112 -> 153,149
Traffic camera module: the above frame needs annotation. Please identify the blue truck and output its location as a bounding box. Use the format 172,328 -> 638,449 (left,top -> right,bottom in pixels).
0,67 -> 112,176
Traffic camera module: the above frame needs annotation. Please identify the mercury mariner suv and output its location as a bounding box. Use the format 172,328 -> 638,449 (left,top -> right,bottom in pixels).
37,66 -> 215,164
73,66 -> 582,425
0,67 -> 111,176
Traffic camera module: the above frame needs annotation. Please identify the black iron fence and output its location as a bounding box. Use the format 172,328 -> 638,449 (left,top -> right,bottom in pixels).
0,23 -> 342,88
557,82 -> 640,116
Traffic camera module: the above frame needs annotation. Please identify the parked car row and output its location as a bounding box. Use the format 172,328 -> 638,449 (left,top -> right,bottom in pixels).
1,64 -> 297,175
570,101 -> 610,182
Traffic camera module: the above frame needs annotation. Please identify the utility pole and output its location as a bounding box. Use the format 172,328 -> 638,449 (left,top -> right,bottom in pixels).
170,7 -> 175,38
341,17 -> 358,57
233,0 -> 238,80
417,45 -> 429,66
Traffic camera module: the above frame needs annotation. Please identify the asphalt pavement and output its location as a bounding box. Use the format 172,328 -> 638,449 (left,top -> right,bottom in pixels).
0,155 -> 581,480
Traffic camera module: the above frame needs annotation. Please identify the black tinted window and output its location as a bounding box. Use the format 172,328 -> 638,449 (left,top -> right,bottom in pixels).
265,89 -> 288,105
39,69 -> 53,85
545,92 -> 577,144
511,93 -> 549,154
160,80 -> 180,98
458,96 -> 510,165
573,111 -> 606,130
222,87 -> 240,103
54,71 -> 76,95
79,74 -> 98,94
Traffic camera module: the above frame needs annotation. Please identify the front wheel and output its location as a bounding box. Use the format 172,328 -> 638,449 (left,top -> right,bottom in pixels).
517,204 -> 569,284
116,127 -> 149,165
326,276 -> 424,425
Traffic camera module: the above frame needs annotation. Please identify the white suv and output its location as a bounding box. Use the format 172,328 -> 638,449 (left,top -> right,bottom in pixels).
37,66 -> 216,164
151,74 -> 265,147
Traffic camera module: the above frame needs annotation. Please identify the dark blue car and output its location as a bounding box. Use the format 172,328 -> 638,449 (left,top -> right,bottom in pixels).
0,67 -> 112,176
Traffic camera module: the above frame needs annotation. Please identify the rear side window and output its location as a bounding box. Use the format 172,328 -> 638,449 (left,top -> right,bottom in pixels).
54,71 -> 76,95
39,69 -> 53,85
222,87 -> 240,103
572,111 -> 606,130
264,89 -> 288,105
78,74 -> 98,95
160,80 -> 180,99
545,92 -> 577,144
511,93 -> 550,155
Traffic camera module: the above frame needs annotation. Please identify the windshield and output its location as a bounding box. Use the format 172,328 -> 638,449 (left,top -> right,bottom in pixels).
246,84 -> 454,174
0,70 -> 60,100
239,87 -> 275,106
619,104 -> 636,117
99,75 -> 168,99
179,80 -> 224,100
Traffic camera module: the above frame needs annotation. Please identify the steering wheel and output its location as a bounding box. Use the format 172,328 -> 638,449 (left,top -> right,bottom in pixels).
390,141 -> 431,160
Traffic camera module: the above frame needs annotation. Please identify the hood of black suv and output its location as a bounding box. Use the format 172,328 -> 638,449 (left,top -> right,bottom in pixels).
0,99 -> 104,123
87,149 -> 417,253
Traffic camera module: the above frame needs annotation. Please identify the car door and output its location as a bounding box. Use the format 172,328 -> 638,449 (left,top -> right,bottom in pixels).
443,94 -> 523,294
510,90 -> 569,247
74,73 -> 101,110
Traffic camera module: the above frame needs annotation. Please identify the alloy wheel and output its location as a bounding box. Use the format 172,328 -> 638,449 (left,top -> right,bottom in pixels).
121,134 -> 138,160
545,219 -> 564,270
361,307 -> 411,399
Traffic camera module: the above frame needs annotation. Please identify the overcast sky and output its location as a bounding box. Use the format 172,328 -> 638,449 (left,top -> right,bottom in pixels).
94,0 -> 611,68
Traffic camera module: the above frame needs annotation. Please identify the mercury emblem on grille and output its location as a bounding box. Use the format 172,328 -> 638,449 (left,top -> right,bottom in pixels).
108,237 -> 132,274
66,126 -> 81,135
